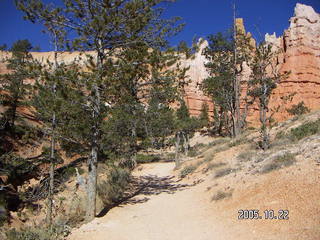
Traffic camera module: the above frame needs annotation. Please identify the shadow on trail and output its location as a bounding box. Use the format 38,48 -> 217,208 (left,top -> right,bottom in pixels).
97,174 -> 202,218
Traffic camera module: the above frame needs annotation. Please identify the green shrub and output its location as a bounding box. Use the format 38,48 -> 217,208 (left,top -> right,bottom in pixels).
136,154 -> 161,164
180,165 -> 196,178
228,137 -> 247,147
97,167 -> 131,207
66,195 -> 86,227
287,101 -> 310,116
211,190 -> 232,201
207,162 -> 226,170
289,119 -> 320,141
5,221 -> 70,240
0,204 -> 7,227
214,167 -> 234,178
237,151 -> 255,162
188,148 -> 199,157
261,153 -> 296,174
166,152 -> 176,161
208,138 -> 229,147
203,152 -> 215,162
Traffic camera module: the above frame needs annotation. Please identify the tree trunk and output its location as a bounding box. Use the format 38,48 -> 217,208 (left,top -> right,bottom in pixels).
260,89 -> 269,150
175,132 -> 181,168
86,141 -> 98,221
10,101 -> 18,129
46,49 -> 57,226
182,132 -> 189,156
233,3 -> 241,138
186,133 -> 190,155
86,84 -> 100,222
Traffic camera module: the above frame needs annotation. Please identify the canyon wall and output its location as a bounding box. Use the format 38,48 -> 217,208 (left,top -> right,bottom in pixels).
185,3 -> 320,125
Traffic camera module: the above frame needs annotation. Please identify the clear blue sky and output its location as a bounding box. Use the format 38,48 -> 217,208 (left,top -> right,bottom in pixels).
1,0 -> 320,51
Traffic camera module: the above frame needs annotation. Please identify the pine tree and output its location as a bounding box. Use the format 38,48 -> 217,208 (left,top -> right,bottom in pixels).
248,42 -> 287,150
201,25 -> 252,137
174,100 -> 199,166
0,39 -> 33,131
17,0 -> 186,221
199,102 -> 209,128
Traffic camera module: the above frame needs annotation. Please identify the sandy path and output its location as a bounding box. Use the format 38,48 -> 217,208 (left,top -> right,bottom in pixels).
68,162 -> 228,240
68,157 -> 320,240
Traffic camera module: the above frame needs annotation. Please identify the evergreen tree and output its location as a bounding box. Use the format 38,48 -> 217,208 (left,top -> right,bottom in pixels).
0,39 -> 33,131
17,0 -> 186,221
248,42 -> 287,150
201,26 -> 252,137
174,100 -> 199,167
199,102 -> 209,128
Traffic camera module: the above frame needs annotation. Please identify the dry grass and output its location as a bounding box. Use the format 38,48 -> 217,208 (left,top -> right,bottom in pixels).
214,167 -> 235,178
261,153 -> 296,174
211,190 -> 233,201
180,165 -> 197,178
237,151 -> 256,162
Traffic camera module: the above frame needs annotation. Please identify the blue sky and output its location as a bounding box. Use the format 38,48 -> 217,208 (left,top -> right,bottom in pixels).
1,0 -> 320,51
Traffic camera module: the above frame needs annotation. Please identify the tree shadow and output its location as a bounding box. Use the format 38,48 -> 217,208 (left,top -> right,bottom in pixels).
97,174 -> 202,218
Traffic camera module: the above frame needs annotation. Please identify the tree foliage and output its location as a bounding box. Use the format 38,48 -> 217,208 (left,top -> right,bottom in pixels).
201,28 -> 252,137
0,39 -> 34,130
248,42 -> 288,150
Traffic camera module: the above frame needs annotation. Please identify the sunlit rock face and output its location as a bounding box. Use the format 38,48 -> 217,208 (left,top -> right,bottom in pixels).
268,3 -> 320,122
180,39 -> 214,116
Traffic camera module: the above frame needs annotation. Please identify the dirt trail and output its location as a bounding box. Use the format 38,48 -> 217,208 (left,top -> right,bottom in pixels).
68,155 -> 320,240
68,162 -> 229,240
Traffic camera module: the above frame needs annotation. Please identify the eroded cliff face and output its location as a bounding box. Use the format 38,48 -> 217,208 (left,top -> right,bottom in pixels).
269,3 -> 320,122
180,40 -> 214,116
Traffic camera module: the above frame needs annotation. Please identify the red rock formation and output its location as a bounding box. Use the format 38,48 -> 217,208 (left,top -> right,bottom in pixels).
269,3 -> 320,122
180,39 -> 214,116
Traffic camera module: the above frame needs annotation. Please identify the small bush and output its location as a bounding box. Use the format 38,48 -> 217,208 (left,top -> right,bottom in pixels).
275,130 -> 286,140
228,137 -> 247,147
287,101 -> 310,116
208,138 -> 229,147
261,153 -> 296,174
0,204 -> 7,227
66,195 -> 86,227
5,221 -> 70,240
166,152 -> 176,161
214,167 -> 235,178
136,154 -> 161,164
289,120 -> 320,141
207,162 -> 226,170
97,167 -> 131,207
237,151 -> 255,162
180,165 -> 196,178
214,145 -> 230,153
203,152 -> 215,162
211,190 -> 232,201
188,148 -> 199,157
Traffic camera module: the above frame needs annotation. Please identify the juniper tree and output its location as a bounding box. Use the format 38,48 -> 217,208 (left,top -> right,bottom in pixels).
248,42 -> 287,150
17,0 -> 186,221
0,39 -> 33,131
